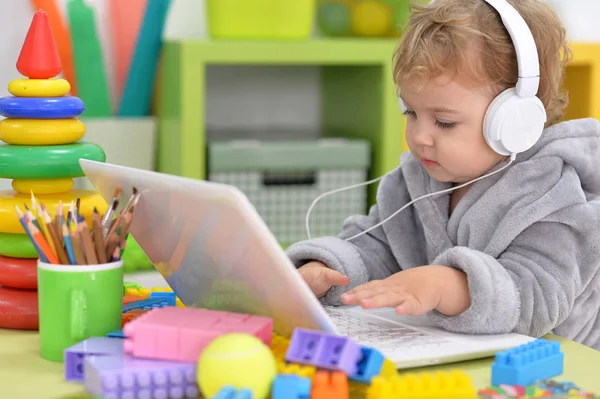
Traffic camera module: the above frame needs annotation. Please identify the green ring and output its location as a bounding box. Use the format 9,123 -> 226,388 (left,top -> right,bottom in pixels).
0,233 -> 38,258
0,141 -> 106,179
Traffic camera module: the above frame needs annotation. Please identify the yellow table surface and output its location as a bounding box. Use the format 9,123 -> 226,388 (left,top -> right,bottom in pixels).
0,330 -> 598,398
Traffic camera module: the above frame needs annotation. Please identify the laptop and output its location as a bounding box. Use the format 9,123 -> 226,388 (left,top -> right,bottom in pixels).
80,159 -> 535,369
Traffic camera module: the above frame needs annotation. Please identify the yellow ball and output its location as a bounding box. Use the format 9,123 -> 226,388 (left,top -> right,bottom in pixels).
197,333 -> 277,399
351,0 -> 393,37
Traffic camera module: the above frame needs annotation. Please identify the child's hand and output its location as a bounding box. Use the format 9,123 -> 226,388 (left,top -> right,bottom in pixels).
298,261 -> 350,298
341,265 -> 470,316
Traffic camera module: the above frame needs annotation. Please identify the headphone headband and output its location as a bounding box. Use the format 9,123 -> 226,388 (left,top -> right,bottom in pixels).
427,0 -> 540,97
482,0 -> 540,97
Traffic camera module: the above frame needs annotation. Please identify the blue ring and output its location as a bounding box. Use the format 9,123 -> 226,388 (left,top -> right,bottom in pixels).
0,96 -> 85,119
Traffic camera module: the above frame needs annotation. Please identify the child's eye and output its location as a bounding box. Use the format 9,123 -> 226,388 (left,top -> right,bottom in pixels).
435,120 -> 456,129
403,109 -> 416,117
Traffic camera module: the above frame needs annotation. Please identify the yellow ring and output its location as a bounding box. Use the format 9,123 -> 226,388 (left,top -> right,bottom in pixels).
0,119 -> 85,145
0,190 -> 107,234
8,79 -> 71,97
12,178 -> 75,195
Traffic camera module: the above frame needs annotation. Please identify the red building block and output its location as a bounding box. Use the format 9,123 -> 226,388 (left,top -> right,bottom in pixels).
122,307 -> 273,362
17,10 -> 62,79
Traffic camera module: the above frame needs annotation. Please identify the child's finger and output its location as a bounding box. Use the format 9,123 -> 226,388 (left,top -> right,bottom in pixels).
341,285 -> 387,304
323,269 -> 350,287
395,297 -> 422,316
343,280 -> 385,297
359,292 -> 405,309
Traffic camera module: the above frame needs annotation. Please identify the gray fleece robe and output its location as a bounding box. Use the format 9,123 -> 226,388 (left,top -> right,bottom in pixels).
286,118 -> 600,351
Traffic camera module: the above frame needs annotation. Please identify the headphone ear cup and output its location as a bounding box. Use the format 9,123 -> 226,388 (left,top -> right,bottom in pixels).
483,88 -> 547,156
398,97 -> 408,113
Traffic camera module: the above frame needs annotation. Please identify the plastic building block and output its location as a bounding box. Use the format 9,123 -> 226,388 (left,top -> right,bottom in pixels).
123,295 -> 145,304
311,371 -> 349,399
84,354 -> 198,399
366,370 -> 477,399
107,330 -> 125,338
64,337 -> 124,382
491,339 -> 564,387
123,281 -> 142,294
212,386 -> 253,399
125,286 -> 151,297
122,296 -> 172,313
285,328 -> 362,375
351,346 -> 385,384
272,375 -> 311,399
277,361 -> 317,379
17,10 -> 62,79
123,307 -> 273,362
150,291 -> 176,306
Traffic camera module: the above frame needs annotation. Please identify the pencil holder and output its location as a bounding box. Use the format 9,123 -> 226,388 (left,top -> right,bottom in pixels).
37,260 -> 123,362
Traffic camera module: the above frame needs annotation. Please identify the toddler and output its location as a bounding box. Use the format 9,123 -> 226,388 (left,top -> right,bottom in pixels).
287,0 -> 600,350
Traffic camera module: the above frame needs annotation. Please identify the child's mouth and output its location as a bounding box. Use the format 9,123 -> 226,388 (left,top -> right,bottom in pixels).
420,158 -> 439,168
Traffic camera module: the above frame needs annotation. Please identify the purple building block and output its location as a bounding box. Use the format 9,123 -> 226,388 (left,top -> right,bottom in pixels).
285,328 -> 362,375
84,354 -> 198,399
64,337 -> 125,382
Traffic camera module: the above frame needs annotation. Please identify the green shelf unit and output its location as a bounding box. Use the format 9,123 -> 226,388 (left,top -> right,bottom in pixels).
156,39 -> 406,205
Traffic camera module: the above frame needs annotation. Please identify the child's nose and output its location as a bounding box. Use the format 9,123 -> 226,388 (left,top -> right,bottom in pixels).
411,125 -> 435,147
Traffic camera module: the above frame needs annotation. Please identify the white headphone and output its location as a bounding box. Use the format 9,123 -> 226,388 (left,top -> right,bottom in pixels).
401,0 -> 547,157
305,0 -> 548,241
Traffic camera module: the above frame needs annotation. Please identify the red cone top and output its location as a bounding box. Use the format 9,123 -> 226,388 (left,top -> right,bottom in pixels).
16,10 -> 62,79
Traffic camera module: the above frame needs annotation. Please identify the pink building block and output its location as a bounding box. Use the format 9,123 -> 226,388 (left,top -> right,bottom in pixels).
122,307 -> 273,362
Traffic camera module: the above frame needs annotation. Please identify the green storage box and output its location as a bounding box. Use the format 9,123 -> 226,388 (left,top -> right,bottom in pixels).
208,137 -> 371,246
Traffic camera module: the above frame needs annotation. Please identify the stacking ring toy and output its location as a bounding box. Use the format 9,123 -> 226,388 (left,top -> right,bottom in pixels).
0,256 -> 37,289
0,142 -> 105,179
12,178 -> 74,195
0,233 -> 38,258
0,118 -> 85,145
0,190 -> 108,234
0,96 -> 85,119
0,286 -> 38,330
8,78 -> 70,97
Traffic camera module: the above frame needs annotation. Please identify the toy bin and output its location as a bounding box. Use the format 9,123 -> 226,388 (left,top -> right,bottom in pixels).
206,0 -> 316,39
207,137 -> 370,246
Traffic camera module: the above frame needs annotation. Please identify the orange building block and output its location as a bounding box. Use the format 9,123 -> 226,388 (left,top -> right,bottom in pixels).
312,371 -> 349,399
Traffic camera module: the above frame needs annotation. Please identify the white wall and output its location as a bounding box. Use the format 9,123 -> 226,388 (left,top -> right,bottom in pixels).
0,0 -> 321,190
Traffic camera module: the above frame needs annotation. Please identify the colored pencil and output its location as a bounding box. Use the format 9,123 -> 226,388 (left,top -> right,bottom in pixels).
14,205 -> 48,263
14,187 -> 139,266
62,221 -> 76,264
69,224 -> 86,265
54,201 -> 64,247
92,208 -> 107,263
28,220 -> 59,264
78,220 -> 98,264
37,204 -> 56,255
43,208 -> 69,265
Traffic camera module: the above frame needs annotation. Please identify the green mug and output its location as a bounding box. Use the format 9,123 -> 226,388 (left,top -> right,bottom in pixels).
37,260 -> 123,362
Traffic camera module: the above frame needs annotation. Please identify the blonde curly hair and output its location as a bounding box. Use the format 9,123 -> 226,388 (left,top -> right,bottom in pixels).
393,0 -> 571,126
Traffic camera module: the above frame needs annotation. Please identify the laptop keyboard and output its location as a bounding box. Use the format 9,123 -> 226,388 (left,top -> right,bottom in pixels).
325,307 -> 449,351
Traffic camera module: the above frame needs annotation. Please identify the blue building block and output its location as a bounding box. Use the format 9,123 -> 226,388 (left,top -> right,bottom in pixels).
350,346 -> 385,384
491,339 -> 564,386
285,328 -> 362,375
107,330 -> 125,338
272,375 -> 311,399
212,386 -> 253,399
122,296 -> 171,313
150,291 -> 177,306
